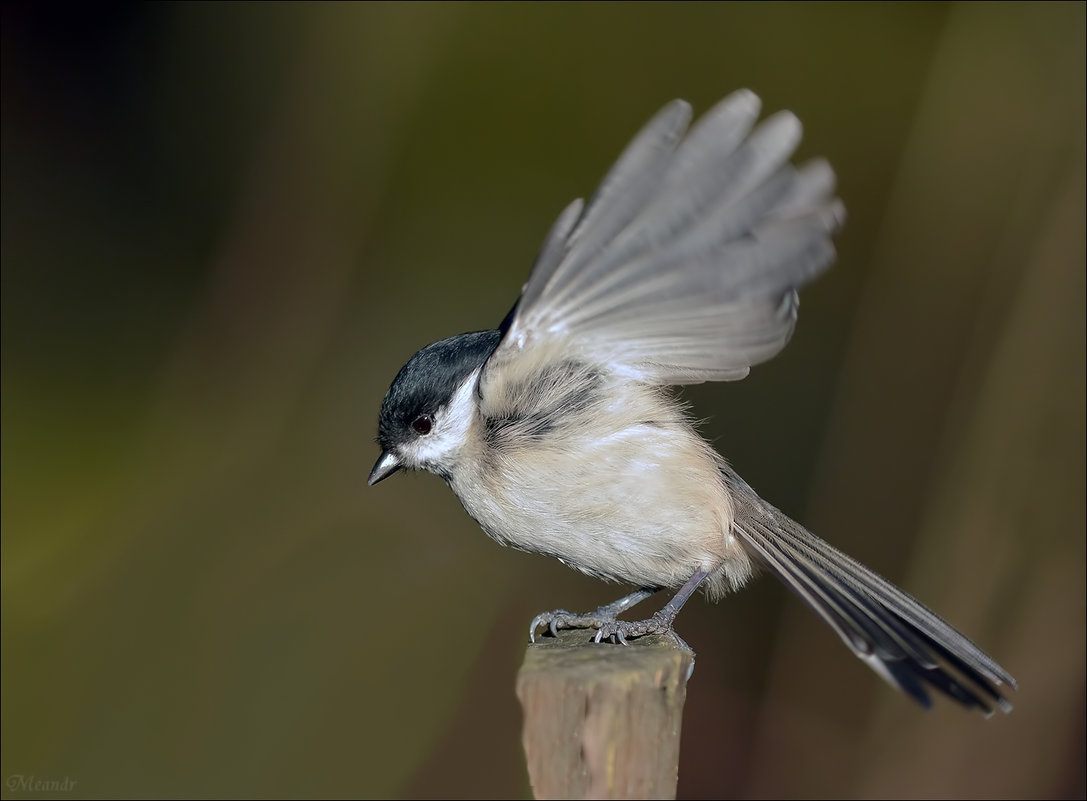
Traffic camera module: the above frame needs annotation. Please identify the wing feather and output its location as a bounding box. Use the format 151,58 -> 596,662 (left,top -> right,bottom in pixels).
487,90 -> 844,390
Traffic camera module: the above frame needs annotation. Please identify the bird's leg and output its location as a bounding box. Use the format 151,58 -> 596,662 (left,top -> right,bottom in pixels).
529,587 -> 657,642
528,565 -> 711,647
590,565 -> 710,645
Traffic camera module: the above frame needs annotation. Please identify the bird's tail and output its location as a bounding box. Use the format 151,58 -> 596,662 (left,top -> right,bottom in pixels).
722,469 -> 1016,715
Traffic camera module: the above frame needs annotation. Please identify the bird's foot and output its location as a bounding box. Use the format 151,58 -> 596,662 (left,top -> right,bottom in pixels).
592,611 -> 674,644
529,608 -> 678,646
529,608 -> 611,642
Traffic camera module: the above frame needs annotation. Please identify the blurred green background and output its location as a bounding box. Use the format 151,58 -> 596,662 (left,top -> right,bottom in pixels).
2,3 -> 1084,798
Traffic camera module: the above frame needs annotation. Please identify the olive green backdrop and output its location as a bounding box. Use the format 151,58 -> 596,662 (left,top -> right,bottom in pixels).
2,3 -> 1084,798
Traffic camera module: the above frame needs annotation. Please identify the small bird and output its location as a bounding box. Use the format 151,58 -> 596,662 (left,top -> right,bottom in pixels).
368,90 -> 1015,714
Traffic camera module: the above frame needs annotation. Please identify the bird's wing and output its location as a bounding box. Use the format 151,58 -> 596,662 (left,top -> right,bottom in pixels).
481,90 -> 844,395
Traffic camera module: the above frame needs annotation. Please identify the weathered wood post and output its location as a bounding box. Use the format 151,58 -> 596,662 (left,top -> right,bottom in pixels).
516,630 -> 695,800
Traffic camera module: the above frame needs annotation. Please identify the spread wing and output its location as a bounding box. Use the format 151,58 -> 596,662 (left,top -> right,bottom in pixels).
482,90 -> 844,394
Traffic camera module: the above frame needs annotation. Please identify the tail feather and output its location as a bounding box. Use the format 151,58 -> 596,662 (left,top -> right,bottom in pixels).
722,469 -> 1015,715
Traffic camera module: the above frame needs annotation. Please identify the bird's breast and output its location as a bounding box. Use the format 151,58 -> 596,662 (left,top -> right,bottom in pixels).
450,388 -> 736,589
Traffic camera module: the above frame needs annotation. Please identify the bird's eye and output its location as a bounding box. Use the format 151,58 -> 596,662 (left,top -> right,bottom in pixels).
411,415 -> 433,435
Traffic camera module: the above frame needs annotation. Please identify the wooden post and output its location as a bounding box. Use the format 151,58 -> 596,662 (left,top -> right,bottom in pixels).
516,629 -> 695,800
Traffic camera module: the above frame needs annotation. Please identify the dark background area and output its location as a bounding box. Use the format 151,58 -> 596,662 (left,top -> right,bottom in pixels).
2,3 -> 1084,798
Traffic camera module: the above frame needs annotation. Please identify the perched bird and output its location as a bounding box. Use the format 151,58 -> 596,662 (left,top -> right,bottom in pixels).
368,90 -> 1015,714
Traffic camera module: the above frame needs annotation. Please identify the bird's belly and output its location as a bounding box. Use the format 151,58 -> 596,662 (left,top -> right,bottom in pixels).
449,432 -> 734,589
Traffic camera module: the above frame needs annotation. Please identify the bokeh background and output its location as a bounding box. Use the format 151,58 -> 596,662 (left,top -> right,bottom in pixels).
2,3 -> 1084,798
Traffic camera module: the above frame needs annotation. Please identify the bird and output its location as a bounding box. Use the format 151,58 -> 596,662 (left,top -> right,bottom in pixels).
367,90 -> 1016,714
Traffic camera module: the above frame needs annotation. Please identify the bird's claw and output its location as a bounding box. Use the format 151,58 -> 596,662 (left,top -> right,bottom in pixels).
591,611 -> 671,644
530,610 -> 604,643
596,631 -> 624,645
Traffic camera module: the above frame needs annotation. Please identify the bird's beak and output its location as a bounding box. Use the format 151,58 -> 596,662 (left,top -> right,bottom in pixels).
368,450 -> 402,486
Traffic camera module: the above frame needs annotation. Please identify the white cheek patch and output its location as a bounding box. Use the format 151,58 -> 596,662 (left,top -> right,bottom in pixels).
410,369 -> 480,468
